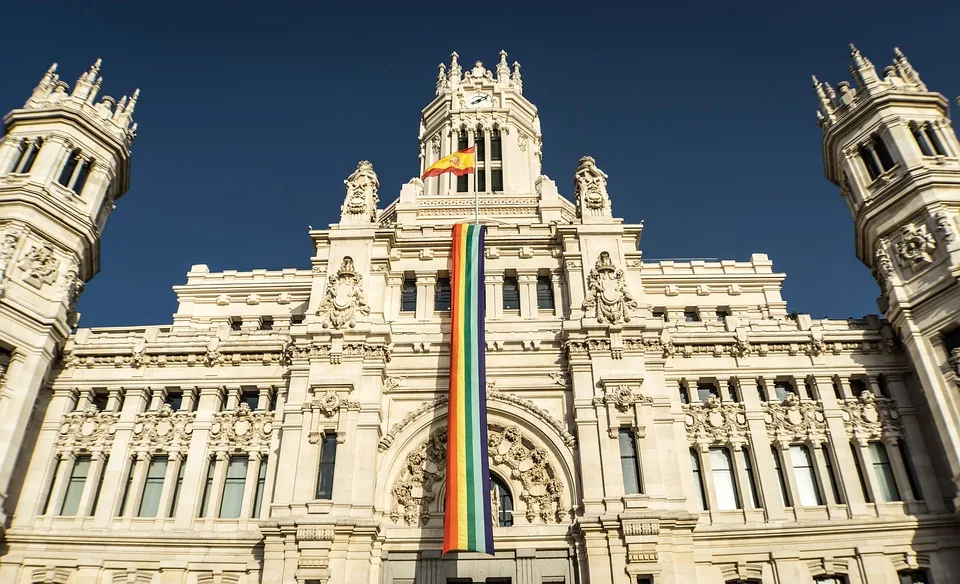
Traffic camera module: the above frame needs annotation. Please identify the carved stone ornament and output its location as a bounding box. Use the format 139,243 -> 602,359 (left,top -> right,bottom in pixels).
341,161 -> 380,223
895,223 -> 936,267
56,406 -> 118,450
209,403 -> 273,447
60,260 -> 84,311
763,393 -> 827,444
131,404 -> 194,446
840,391 -> 902,443
933,211 -> 956,244
683,396 -> 748,445
950,347 -> 960,377
18,243 -> 60,289
316,256 -> 371,329
305,390 -> 359,417
573,156 -> 610,217
0,227 -> 21,284
593,385 -> 652,412
582,252 -> 638,324
390,424 -> 565,527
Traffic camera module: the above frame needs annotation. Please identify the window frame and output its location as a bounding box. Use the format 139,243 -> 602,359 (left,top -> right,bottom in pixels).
316,433 -> 338,500
618,428 -> 643,495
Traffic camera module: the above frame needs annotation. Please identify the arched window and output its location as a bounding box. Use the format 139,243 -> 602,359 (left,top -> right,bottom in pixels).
456,129 -> 469,193
10,137 -> 42,174
490,474 -> 514,526
859,133 -> 896,181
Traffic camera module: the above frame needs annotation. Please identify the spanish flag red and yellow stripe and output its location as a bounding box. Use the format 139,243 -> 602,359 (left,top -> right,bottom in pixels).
422,146 -> 476,179
443,223 -> 494,555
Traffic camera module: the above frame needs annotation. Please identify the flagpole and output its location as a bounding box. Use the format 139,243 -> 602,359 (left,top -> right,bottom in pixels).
475,105 -> 480,225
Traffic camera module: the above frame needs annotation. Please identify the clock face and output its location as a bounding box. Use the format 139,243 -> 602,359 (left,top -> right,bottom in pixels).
466,93 -> 493,108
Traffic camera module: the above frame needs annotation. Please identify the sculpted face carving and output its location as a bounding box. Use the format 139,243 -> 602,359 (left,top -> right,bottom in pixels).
18,243 -> 60,289
342,161 -> 380,222
574,156 -> 609,216
582,252 -> 638,324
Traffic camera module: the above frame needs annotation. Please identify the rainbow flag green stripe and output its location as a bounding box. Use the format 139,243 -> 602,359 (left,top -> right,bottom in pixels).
443,223 -> 494,555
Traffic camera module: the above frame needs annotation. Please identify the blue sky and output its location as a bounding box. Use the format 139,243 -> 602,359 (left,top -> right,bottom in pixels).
1,1 -> 958,327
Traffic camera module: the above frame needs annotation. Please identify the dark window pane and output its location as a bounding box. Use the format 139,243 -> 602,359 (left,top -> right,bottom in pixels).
926,127 -> 946,155
502,276 -> 520,310
401,278 -> 417,312
20,140 -> 41,172
536,276 -> 554,310
199,459 -> 216,517
491,475 -> 513,526
165,392 -> 183,411
230,318 -> 242,331
260,317 -> 273,331
859,145 -> 881,180
491,169 -> 503,192
727,381 -> 740,403
457,173 -> 468,192
242,390 -> 259,410
683,310 -> 699,322
475,129 -> 485,160
873,135 -> 895,170
851,443 -> 872,503
73,160 -> 92,193
913,126 -> 934,156
91,391 -> 109,412
774,381 -> 794,401
696,383 -> 718,403
491,130 -> 502,160
316,434 -> 338,499
58,150 -> 79,186
435,277 -> 451,311
457,130 -> 468,150
477,166 -> 486,191
619,428 -> 642,494
253,456 -> 268,518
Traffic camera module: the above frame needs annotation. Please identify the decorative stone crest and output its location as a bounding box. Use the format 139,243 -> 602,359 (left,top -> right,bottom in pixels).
317,256 -> 370,329
593,385 -> 652,412
683,396 -> 748,446
209,403 -> 273,447
341,161 -> 379,223
583,252 -> 638,324
390,423 -> 565,527
56,406 -> 118,450
895,223 -> 936,267
131,404 -> 194,446
840,391 -> 902,443
0,227 -> 21,283
763,393 -> 827,444
18,243 -> 59,289
574,156 -> 610,219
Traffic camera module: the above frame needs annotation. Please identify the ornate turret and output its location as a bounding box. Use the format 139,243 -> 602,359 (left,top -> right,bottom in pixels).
815,45 -> 960,506
0,59 -> 139,526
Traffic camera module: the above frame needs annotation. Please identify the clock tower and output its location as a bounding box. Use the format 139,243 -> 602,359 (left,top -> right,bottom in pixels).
394,51 -> 568,226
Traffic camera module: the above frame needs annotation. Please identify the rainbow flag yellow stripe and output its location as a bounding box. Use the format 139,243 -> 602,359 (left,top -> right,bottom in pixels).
443,223 -> 494,555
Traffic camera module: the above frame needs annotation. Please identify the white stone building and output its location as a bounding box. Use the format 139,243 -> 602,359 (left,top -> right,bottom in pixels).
0,47 -> 958,584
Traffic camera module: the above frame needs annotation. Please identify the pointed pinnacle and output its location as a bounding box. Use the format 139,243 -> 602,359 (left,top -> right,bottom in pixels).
91,58 -> 103,73
811,75 -> 820,87
894,46 -> 905,58
48,63 -> 58,74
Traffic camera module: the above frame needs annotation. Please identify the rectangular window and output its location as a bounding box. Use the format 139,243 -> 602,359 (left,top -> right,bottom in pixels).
118,459 -> 136,516
73,159 -> 92,193
502,276 -> 520,311
773,381 -> 794,401
219,456 -> 249,518
869,442 -> 901,502
898,440 -> 923,500
491,130 -> 502,161
823,446 -> 844,504
457,173 -> 468,193
678,382 -> 690,405
618,428 -> 642,495
790,445 -> 823,506
58,150 -> 79,186
756,380 -> 768,402
710,448 -> 740,510
849,377 -> 867,397
727,380 -> 740,403
683,309 -> 700,322
536,276 -> 555,310
138,456 -> 168,517
400,278 -> 417,312
290,314 -> 305,325
91,391 -> 109,412
652,309 -> 666,321
60,455 -> 91,516
925,126 -> 947,156
771,446 -> 791,507
690,449 -> 707,510
199,458 -> 216,517
260,316 -> 274,331
165,391 -> 183,411
316,434 -> 338,499
477,165 -> 486,192
253,457 -> 268,518
696,383 -> 718,404
741,446 -> 760,508
435,277 -> 451,311
491,169 -> 503,192
912,125 -> 935,156
715,308 -> 729,322
230,317 -> 242,331
475,130 -> 485,161
898,569 -> 932,584
242,389 -> 260,411
168,458 -> 185,517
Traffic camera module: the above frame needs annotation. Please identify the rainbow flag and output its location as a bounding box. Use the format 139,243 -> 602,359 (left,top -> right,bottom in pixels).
443,223 -> 494,555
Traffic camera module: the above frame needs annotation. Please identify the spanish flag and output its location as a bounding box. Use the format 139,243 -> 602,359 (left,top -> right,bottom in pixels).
422,146 -> 475,179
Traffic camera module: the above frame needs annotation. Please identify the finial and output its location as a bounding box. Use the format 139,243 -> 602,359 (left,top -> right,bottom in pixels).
499,50 -> 508,65
450,51 -> 460,69
848,43 -> 879,87
894,46 -> 905,59
496,50 -> 510,83
47,63 -> 58,75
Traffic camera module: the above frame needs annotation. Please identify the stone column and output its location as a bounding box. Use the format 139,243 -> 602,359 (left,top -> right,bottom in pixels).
0,135 -> 21,172
730,447 -> 756,509
776,443 -> 802,513
697,446 -> 719,512
123,451 -> 150,518
489,273 -> 504,320
517,271 -> 537,319
419,273 -> 436,321
205,451 -> 230,520
181,386 -> 198,412
45,453 -> 73,516
154,451 -> 183,523
385,274 -> 402,322
257,384 -> 273,411
745,412 -> 786,520
857,546 -> 898,584
148,386 -> 166,410
172,385 -> 221,527
516,549 -> 541,584
76,451 -> 107,518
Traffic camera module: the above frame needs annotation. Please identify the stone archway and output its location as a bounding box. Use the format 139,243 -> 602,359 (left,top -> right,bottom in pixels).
390,422 -> 566,527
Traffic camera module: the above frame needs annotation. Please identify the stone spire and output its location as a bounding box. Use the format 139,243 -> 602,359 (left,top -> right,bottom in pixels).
511,61 -> 523,94
72,58 -> 103,102
893,47 -> 926,91
812,75 -> 835,127
436,62 -> 447,95
849,44 -> 880,88
496,50 -> 510,84
448,51 -> 462,89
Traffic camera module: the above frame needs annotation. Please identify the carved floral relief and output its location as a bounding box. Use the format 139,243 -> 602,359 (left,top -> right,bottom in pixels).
840,391 -> 902,443
895,223 -> 936,267
56,406 -> 118,451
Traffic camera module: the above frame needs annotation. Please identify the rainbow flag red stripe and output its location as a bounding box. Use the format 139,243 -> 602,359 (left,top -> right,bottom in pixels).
443,223 -> 494,555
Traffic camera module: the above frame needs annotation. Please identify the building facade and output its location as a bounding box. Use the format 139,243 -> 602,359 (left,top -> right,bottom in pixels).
0,48 -> 958,584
